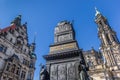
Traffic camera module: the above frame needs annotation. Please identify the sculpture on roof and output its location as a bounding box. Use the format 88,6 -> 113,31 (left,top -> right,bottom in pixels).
11,15 -> 21,26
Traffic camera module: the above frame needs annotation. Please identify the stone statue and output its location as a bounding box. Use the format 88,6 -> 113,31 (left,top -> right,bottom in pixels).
78,61 -> 90,80
40,65 -> 49,80
11,15 -> 21,26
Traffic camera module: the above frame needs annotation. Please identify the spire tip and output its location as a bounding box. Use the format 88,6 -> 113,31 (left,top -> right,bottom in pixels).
95,7 -> 100,16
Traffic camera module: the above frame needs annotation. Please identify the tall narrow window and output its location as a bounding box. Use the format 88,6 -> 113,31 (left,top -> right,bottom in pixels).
0,45 -> 3,52
3,47 -> 7,53
10,38 -> 13,42
16,67 -> 20,75
99,21 -> 103,27
6,63 -> 10,71
11,64 -> 16,73
106,34 -> 111,44
21,71 -> 26,78
112,35 -> 119,43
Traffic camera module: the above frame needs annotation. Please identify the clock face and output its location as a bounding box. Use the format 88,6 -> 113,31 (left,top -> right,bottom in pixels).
58,33 -> 73,42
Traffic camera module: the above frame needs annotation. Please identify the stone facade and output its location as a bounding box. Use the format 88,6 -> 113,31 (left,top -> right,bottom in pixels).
0,15 -> 36,80
43,9 -> 120,80
87,9 -> 120,80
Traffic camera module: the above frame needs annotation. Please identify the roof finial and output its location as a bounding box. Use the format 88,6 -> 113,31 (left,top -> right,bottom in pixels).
33,32 -> 37,44
95,7 -> 100,16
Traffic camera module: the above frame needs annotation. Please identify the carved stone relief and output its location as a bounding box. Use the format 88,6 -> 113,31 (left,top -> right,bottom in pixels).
50,65 -> 58,80
58,64 -> 66,80
67,63 -> 76,80
58,34 -> 72,42
50,62 -> 78,80
74,62 -> 80,79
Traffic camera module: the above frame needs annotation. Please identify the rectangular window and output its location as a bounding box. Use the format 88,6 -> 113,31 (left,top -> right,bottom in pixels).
3,47 -> 7,53
23,59 -> 25,64
16,67 -> 20,75
23,59 -> 29,66
6,63 -> 10,71
0,44 -> 7,53
0,46 -> 3,52
11,64 -> 16,73
21,71 -> 26,78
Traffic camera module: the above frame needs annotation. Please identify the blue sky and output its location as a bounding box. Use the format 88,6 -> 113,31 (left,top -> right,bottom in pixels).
0,0 -> 120,80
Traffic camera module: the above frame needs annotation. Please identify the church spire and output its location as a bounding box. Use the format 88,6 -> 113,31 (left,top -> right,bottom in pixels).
29,32 -> 37,59
95,9 -> 120,67
95,7 -> 100,16
33,32 -> 37,44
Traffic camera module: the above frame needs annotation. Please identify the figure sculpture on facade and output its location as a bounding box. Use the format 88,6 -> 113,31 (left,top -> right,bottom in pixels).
40,65 -> 49,80
78,60 -> 90,80
11,15 -> 21,26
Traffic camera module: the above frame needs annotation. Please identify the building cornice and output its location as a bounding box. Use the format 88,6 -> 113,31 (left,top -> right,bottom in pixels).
43,49 -> 82,61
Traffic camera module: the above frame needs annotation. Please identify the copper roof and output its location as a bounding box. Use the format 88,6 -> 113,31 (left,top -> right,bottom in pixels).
0,24 -> 16,33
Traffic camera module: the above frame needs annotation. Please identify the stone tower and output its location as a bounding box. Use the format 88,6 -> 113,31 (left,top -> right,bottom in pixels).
95,8 -> 120,69
95,8 -> 120,79
44,21 -> 84,80
51,21 -> 79,53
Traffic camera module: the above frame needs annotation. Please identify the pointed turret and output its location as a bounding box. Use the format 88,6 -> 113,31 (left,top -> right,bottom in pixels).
28,35 -> 37,80
95,7 -> 101,17
29,39 -> 36,59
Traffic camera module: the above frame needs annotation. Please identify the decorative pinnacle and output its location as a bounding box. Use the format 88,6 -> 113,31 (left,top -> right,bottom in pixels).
95,7 -> 100,16
33,32 -> 37,44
